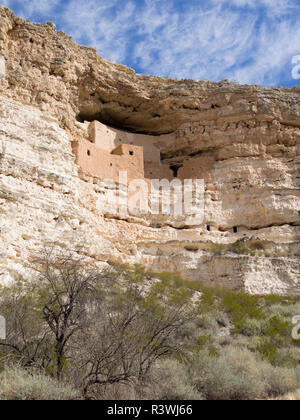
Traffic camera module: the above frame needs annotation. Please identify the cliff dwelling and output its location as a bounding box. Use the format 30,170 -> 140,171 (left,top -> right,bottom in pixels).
73,120 -> 215,184
73,120 -> 174,182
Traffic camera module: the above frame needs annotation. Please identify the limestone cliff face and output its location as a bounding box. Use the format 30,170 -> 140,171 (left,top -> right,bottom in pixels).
0,5 -> 299,294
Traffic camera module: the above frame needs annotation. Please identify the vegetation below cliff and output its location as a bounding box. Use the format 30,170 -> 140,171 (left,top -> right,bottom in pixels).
0,248 -> 300,400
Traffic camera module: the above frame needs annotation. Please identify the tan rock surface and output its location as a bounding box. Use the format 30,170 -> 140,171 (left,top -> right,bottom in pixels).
0,5 -> 299,294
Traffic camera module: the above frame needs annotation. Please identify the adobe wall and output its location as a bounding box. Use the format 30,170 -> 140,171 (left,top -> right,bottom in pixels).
178,156 -> 215,182
144,162 -> 174,180
73,138 -> 144,182
90,121 -> 161,163
84,120 -> 176,182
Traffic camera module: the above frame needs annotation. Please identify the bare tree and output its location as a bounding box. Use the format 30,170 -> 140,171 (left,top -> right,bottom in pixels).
78,268 -> 193,398
0,247 -> 108,379
30,247 -> 105,380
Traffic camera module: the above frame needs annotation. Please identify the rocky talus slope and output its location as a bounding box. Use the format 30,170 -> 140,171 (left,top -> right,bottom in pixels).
0,6 -> 299,294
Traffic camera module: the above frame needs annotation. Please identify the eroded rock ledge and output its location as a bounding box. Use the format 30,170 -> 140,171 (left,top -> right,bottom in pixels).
0,5 -> 299,294
1,5 -> 300,137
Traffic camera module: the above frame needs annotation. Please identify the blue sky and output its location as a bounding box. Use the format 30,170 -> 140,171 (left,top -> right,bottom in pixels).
1,0 -> 300,87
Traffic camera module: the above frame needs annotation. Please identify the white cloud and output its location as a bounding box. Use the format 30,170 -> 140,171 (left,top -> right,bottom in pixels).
60,0 -> 137,63
229,20 -> 300,85
214,0 -> 298,15
130,0 -> 300,84
2,0 -> 300,85
2,0 -> 59,20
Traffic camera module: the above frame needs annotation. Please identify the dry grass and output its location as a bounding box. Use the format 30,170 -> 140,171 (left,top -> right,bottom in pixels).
0,367 -> 82,400
275,389 -> 300,400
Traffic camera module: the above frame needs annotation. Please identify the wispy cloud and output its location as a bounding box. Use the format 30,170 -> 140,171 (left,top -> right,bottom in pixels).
2,0 -> 300,86
60,0 -> 135,63
1,0 -> 59,19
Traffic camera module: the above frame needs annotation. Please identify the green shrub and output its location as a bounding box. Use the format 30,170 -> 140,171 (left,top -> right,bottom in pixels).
189,347 -> 266,400
146,359 -> 203,400
236,318 -> 268,337
262,365 -> 299,397
215,289 -> 265,334
256,316 -> 295,366
209,243 -> 227,255
228,240 -> 273,256
188,347 -> 300,400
